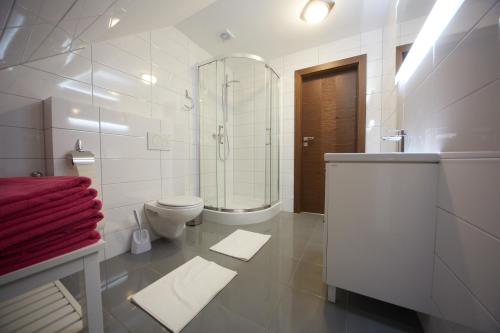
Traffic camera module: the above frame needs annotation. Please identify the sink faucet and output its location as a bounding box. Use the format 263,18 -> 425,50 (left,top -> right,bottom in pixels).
382,129 -> 407,152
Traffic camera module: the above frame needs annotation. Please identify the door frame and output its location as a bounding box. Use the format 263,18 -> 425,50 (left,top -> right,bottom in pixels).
293,55 -> 367,213
396,43 -> 412,72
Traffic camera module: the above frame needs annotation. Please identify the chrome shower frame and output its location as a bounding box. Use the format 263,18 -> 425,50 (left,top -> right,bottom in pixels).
196,53 -> 281,213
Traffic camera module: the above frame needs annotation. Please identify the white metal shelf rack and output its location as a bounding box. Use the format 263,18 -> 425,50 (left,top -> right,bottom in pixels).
0,240 -> 105,333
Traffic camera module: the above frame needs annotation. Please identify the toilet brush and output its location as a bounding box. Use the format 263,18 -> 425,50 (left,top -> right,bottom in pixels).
131,209 -> 152,254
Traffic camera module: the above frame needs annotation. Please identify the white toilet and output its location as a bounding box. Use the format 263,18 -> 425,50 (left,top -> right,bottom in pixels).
144,196 -> 204,239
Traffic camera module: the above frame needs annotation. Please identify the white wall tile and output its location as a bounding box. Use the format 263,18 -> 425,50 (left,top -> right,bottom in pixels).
366,77 -> 382,94
367,60 -> 383,78
393,4 -> 500,331
102,179 -> 161,209
48,157 -> 102,186
26,50 -> 92,84
401,3 -> 500,154
101,134 -> 160,159
102,203 -> 147,234
0,25 -> 35,68
283,47 -> 318,71
151,28 -> 189,64
0,126 -> 44,158
0,65 -> 93,104
93,63 -> 151,101
432,257 -> 500,332
44,96 -> 99,131
0,24 -> 207,260
106,34 -> 151,63
101,109 -> 160,137
365,126 -> 381,153
0,93 -> 42,129
103,228 -> 134,259
361,43 -> 383,61
433,0 -> 497,67
92,41 -> 151,80
93,87 -> 151,116
161,176 -> 186,196
0,158 -> 45,177
101,159 -> 161,184
436,209 -> 500,323
438,159 -> 500,239
399,17 -> 426,37
45,127 -> 100,159
432,80 -> 500,153
152,85 -> 181,111
361,29 -> 383,45
432,4 -> 499,112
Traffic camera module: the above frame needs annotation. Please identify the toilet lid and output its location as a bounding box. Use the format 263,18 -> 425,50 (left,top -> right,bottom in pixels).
158,196 -> 203,207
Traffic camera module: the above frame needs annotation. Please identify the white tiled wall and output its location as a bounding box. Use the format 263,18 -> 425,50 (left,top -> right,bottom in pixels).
398,1 -> 499,154
391,1 -> 500,332
0,26 -> 210,260
426,156 -> 500,333
270,24 -> 418,212
230,60 -> 268,205
43,96 -> 198,260
380,8 -> 425,152
0,93 -> 45,177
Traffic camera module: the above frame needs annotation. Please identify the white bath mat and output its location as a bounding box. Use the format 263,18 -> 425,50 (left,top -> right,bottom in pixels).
131,256 -> 237,333
210,229 -> 271,261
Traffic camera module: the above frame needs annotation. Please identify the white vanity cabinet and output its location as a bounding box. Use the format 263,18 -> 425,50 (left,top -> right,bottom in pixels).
323,153 -> 440,314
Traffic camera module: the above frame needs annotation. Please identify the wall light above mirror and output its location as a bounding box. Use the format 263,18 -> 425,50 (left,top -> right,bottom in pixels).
395,0 -> 465,84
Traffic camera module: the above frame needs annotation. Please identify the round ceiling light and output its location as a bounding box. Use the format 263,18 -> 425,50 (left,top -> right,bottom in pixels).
300,0 -> 335,24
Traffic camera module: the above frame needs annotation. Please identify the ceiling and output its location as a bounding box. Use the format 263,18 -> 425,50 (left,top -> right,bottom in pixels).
397,0 -> 435,23
0,0 -> 435,70
175,0 -> 395,60
0,0 -> 215,70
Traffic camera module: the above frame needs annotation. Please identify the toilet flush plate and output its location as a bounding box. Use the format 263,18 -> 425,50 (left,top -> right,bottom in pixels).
147,132 -> 170,151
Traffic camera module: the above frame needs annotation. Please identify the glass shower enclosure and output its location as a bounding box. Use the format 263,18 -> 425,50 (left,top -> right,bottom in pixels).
198,54 -> 280,213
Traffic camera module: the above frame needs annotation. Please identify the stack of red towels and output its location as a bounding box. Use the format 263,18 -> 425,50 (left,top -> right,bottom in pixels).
0,176 -> 103,275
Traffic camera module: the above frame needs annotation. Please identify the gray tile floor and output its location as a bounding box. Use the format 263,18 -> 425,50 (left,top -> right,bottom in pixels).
62,212 -> 423,333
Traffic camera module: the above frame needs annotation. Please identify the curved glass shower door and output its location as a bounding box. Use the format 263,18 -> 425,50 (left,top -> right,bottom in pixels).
199,55 -> 279,212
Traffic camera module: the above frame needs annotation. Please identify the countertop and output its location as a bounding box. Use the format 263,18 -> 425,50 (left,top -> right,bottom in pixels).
324,153 -> 441,163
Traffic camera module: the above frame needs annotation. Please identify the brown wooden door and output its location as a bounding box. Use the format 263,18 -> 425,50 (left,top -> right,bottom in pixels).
300,67 -> 359,213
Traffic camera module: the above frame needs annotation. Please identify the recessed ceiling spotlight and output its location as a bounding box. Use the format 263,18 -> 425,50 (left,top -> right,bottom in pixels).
141,74 -> 157,85
300,0 -> 335,24
219,29 -> 235,41
108,17 -> 120,28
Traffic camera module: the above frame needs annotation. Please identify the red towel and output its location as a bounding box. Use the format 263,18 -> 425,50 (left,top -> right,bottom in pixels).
0,231 -> 101,275
0,210 -> 103,250
0,198 -> 101,239
0,218 -> 99,257
0,188 -> 98,223
0,176 -> 91,218
0,176 -> 103,276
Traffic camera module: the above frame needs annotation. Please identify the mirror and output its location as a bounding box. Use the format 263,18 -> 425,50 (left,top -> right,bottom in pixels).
380,0 -> 436,152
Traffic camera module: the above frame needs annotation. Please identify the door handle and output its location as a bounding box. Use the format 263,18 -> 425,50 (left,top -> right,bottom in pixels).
303,136 -> 314,147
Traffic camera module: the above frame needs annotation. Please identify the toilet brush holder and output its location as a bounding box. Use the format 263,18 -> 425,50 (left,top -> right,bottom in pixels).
131,229 -> 151,254
131,209 -> 151,255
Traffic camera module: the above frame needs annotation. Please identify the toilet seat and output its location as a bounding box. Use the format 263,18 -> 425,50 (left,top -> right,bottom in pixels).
157,196 -> 203,208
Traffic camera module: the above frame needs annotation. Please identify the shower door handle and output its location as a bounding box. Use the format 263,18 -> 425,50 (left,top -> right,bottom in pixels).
218,125 -> 225,144
265,128 -> 271,146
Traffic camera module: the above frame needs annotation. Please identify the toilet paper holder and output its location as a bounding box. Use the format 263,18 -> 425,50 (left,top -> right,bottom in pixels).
68,139 -> 95,165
